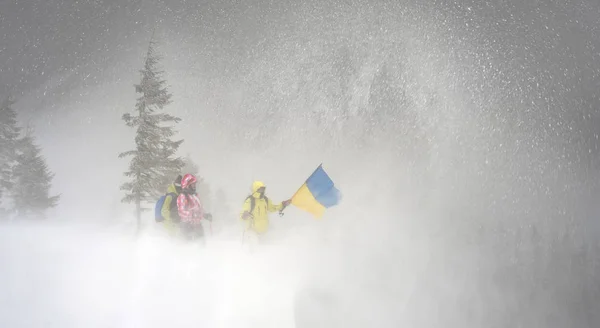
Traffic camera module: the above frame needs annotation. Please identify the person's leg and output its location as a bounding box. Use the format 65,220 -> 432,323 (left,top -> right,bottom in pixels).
244,230 -> 259,253
179,222 -> 193,241
194,224 -> 206,246
163,220 -> 176,237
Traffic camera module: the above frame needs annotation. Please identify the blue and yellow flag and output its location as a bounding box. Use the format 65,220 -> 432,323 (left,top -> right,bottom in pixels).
291,164 -> 341,218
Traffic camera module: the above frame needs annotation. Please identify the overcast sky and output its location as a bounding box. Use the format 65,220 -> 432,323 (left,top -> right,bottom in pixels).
2,0 -> 600,222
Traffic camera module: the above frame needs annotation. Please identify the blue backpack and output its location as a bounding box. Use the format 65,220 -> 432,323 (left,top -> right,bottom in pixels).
154,192 -> 178,222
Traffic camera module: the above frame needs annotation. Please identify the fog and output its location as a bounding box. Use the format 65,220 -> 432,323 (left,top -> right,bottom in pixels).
1,0 -> 600,327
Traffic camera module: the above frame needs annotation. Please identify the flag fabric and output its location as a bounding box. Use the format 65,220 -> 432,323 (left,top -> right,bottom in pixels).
291,164 -> 341,218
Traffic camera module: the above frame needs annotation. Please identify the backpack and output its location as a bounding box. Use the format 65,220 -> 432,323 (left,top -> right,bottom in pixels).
155,192 -> 179,223
246,195 -> 269,214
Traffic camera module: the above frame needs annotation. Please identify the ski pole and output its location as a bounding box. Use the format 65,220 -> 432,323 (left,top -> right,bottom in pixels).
241,215 -> 254,245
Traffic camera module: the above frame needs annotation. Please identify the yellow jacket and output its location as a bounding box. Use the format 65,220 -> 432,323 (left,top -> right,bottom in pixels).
161,183 -> 180,235
240,181 -> 283,234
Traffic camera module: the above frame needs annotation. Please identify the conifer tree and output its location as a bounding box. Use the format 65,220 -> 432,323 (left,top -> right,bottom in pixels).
10,130 -> 60,219
0,96 -> 21,215
119,37 -> 184,230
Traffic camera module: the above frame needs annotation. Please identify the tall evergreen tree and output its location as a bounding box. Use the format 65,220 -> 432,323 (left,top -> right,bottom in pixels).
0,95 -> 21,215
10,130 -> 60,219
119,37 -> 184,230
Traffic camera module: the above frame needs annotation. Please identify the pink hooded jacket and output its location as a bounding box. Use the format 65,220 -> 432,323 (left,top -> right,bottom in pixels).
176,174 -> 204,225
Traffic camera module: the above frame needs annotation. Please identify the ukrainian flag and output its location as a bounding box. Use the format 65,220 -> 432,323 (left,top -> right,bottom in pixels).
291,164 -> 341,218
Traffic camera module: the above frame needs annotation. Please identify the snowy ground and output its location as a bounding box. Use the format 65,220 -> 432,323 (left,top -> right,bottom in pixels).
0,219 -> 397,328
0,221 -> 299,327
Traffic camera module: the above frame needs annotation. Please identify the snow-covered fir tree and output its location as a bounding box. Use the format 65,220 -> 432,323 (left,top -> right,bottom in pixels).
10,130 -> 60,219
119,37 -> 184,229
0,96 -> 21,216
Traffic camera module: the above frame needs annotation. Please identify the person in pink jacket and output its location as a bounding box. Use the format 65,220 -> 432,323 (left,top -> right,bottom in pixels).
177,173 -> 212,242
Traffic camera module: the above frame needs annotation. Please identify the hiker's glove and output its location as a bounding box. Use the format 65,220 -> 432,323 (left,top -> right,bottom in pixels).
241,212 -> 252,220
204,213 -> 213,221
282,199 -> 292,208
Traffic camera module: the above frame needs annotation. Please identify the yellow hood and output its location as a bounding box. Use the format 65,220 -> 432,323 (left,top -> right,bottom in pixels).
251,180 -> 266,198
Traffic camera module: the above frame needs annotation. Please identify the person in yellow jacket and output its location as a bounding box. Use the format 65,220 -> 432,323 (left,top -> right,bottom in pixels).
240,180 -> 291,246
161,175 -> 182,237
